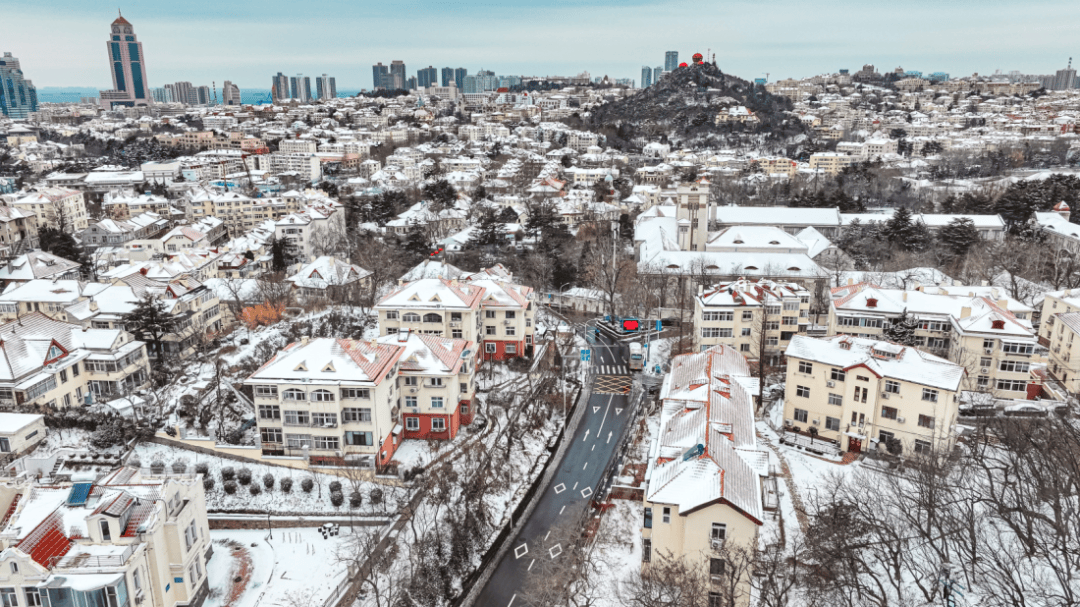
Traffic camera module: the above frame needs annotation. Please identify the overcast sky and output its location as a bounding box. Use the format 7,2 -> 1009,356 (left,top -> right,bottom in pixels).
5,0 -> 1078,90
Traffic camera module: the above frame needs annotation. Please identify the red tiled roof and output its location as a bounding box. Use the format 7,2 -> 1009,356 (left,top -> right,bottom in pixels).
18,511 -> 72,567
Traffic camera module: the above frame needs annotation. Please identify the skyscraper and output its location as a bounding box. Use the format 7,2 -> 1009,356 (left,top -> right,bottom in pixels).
418,66 -> 437,88
290,75 -> 311,102
372,63 -> 389,90
653,66 -> 663,83
463,75 -> 479,94
390,61 -> 406,90
664,51 -> 679,72
1052,59 -> 1077,91
272,72 -> 290,101
316,75 -> 337,100
0,53 -> 38,119
196,85 -> 211,105
641,66 -> 653,88
222,81 -> 241,105
454,68 -> 467,90
99,12 -> 152,109
167,82 -> 196,105
441,67 -> 454,87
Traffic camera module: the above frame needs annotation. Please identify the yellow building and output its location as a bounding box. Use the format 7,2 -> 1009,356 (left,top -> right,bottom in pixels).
808,152 -> 859,176
642,345 -> 766,607
694,279 -> 810,366
1044,311 -> 1080,393
783,334 -> 964,455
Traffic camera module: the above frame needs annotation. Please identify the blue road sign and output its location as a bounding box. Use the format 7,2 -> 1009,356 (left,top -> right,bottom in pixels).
580,349 -> 591,362
655,320 -> 663,331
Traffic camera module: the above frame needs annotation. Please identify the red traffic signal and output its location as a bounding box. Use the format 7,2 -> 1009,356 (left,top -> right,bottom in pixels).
622,319 -> 640,332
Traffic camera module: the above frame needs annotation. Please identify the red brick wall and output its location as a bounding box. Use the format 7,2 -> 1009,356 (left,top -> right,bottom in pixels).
401,409 -> 461,441
377,431 -> 399,467
459,399 -> 474,425
482,339 -> 526,361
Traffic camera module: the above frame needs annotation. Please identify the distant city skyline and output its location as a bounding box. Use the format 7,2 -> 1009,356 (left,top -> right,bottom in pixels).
4,0 -> 1079,90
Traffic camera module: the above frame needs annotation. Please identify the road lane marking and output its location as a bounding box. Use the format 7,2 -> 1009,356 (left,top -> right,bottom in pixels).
583,462 -> 588,470
545,530 -> 551,541
592,406 -> 600,413
607,431 -> 612,444
596,394 -> 614,437
591,445 -> 595,451
581,486 -> 593,498
508,594 -> 517,607
554,483 -> 566,494
550,544 -> 563,558
615,408 -> 623,415
582,429 -> 590,441
559,505 -> 566,514
573,482 -> 578,490
528,559 -> 536,571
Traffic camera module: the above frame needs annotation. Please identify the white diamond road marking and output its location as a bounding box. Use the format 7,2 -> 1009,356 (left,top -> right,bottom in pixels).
514,543 -> 529,559
553,483 -> 566,494
580,486 -> 594,499
549,543 -> 563,559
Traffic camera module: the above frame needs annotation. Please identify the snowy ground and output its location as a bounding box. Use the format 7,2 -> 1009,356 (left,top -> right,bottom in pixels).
204,527 -> 365,607
34,428 -> 98,458
131,443 -> 409,516
589,499 -> 644,606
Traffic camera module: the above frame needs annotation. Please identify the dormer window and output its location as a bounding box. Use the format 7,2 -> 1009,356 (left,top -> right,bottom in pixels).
769,240 -> 780,245
991,320 -> 1006,330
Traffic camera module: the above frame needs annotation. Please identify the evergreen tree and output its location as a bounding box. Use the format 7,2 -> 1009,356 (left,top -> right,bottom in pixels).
496,206 -> 518,223
525,201 -> 559,241
938,217 -> 981,258
123,295 -> 179,361
269,237 -> 290,273
38,226 -> 88,270
401,223 -> 432,260
422,179 -> 457,212
469,209 -> 504,248
883,309 -> 920,347
369,191 -> 406,225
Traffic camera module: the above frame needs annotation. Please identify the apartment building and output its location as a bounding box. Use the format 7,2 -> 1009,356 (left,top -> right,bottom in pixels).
0,251 -> 81,287
784,334 -> 964,454
468,278 -> 536,360
0,206 -> 38,259
0,312 -> 151,409
377,278 -> 485,345
102,192 -> 175,221
641,345 -> 765,607
379,331 -> 477,435
1038,288 -> 1080,346
808,152 -> 859,176
12,188 -> 89,231
829,284 -> 1037,398
0,413 -> 46,463
273,202 -> 346,262
286,256 -> 372,300
246,337 -> 404,467
1045,312 -> 1080,393
750,156 -> 797,178
694,279 -> 810,365
0,468 -> 212,607
80,212 -> 169,251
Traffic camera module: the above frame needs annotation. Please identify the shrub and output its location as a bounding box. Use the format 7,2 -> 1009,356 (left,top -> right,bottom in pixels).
171,461 -> 187,474
369,488 -> 384,504
328,480 -> 342,493
280,477 -> 293,493
301,477 -> 314,493
89,420 -> 126,449
237,468 -> 252,485
128,456 -> 142,469
330,491 -> 344,507
195,462 -> 209,475
203,477 -> 215,491
402,465 -> 425,482
221,466 -> 236,481
150,459 -> 165,473
249,484 -> 261,496
349,491 -> 362,509
223,480 -> 238,495
262,473 -> 274,491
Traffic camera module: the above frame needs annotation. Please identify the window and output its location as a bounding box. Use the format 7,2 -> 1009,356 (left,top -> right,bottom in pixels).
793,408 -> 808,423
100,520 -> 111,541
977,375 -> 990,387
431,397 -> 444,408
311,389 -> 335,402
432,418 -> 447,431
506,343 -> 517,354
913,440 -> 932,454
423,313 -> 442,323
1002,342 -> 1034,355
505,310 -> 516,319
710,523 -> 726,540
184,520 -> 197,551
856,375 -> 869,382
1,589 -> 16,607
765,321 -> 780,331
342,388 -> 370,399
71,363 -> 79,377
826,417 -> 840,431
384,311 -> 399,320
286,434 -> 313,449
918,414 -> 935,429
258,404 -> 280,420
485,310 -> 496,319
451,312 -> 462,321
881,406 -> 898,420
284,410 -> 310,425
999,360 -> 1030,373
879,430 -> 895,444
402,313 -> 421,322
25,589 -> 41,607
404,376 -> 419,386
255,385 -> 278,398
312,412 -> 337,427
702,311 -> 733,321
796,385 -> 809,398
643,507 -> 653,528
314,436 -> 339,450
662,507 -> 671,523
343,408 -> 372,423
485,343 -> 497,353
405,417 -> 420,431
486,326 -> 496,336
740,344 -> 750,352
405,396 -> 417,408
741,311 -> 754,321
996,379 -> 1027,392
261,428 -> 282,444
283,389 -> 306,401
921,388 -> 938,402
506,326 -> 516,336
59,369 -> 67,383
8,563 -> 16,575
452,329 -> 463,339
830,368 -> 846,382
643,538 -> 652,563
709,557 -> 725,576
885,380 -> 900,394
828,393 -> 843,406
345,431 -> 374,446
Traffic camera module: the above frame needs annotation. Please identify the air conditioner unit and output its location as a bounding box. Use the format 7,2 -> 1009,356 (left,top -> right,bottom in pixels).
881,392 -> 890,399
984,348 -> 994,355
826,380 -> 835,388
896,416 -> 906,424
503,320 -> 514,325
450,322 -> 461,328
812,419 -> 820,425
980,368 -> 989,374
710,538 -> 725,551
391,406 -> 399,416
409,388 -> 417,394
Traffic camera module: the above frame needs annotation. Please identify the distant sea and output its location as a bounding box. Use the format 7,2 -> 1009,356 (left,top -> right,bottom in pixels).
36,87 -> 363,105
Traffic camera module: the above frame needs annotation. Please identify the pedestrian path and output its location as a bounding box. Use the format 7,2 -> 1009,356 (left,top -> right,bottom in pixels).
594,364 -> 629,375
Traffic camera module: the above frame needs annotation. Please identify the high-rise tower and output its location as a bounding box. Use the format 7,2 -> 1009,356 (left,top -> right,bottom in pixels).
0,53 -> 38,119
99,12 -> 152,109
664,51 -> 679,72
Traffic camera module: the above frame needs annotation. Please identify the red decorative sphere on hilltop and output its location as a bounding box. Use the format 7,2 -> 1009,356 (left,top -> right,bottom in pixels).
678,62 -> 688,68
692,52 -> 704,64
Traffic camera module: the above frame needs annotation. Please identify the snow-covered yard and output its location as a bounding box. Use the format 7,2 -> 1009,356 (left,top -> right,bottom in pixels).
131,443 -> 409,516
205,527 -> 364,607
589,499 -> 644,606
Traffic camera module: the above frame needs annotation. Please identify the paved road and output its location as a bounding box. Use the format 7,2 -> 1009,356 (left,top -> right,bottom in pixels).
474,331 -> 636,606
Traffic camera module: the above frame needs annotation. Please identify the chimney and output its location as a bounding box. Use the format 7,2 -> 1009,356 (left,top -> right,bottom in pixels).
698,284 -> 704,295
300,336 -> 309,346
1054,200 -> 1071,222
960,306 -> 971,319
89,297 -> 98,312
997,299 -> 1008,309
902,292 -> 908,302
847,278 -> 853,286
